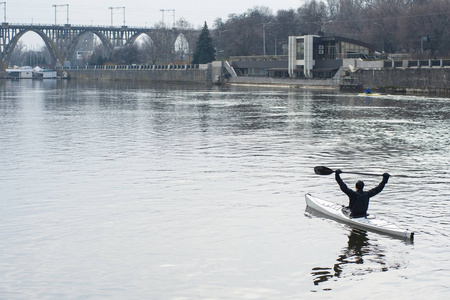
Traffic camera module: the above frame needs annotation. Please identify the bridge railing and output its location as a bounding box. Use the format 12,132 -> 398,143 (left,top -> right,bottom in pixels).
57,64 -> 201,71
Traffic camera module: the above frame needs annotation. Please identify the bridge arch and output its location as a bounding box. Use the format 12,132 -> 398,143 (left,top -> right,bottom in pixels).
67,30 -> 114,63
3,29 -> 63,67
174,33 -> 190,60
125,31 -> 154,47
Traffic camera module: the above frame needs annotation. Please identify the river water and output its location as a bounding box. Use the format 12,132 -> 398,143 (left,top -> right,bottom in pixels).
1,80 -> 449,299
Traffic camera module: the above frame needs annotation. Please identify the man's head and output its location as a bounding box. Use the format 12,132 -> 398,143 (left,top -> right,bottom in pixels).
355,180 -> 364,190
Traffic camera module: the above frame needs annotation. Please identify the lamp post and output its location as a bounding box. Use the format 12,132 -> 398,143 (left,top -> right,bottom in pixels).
218,30 -> 227,60
373,22 -> 384,53
262,23 -> 272,56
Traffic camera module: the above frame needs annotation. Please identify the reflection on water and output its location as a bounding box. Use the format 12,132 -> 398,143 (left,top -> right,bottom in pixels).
306,205 -> 412,290
0,80 -> 448,299
311,228 -> 386,285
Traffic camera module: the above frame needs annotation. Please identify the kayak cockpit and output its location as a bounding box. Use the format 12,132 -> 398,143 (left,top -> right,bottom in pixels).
341,207 -> 371,219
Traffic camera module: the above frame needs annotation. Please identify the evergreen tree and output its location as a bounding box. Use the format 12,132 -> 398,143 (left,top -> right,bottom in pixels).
192,22 -> 215,64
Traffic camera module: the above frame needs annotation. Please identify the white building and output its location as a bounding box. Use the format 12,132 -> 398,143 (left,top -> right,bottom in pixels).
288,35 -> 373,78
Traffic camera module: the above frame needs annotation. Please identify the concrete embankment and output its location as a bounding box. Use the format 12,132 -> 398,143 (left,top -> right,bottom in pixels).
61,65 -> 210,84
13,60 -> 446,96
351,68 -> 450,96
62,65 -> 339,89
226,76 -> 339,89
231,69 -> 450,96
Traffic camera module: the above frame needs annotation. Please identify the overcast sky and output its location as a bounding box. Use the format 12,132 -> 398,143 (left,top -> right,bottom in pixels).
7,0 -> 305,28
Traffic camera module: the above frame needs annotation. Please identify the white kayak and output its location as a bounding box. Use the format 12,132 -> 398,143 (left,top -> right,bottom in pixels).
305,193 -> 414,240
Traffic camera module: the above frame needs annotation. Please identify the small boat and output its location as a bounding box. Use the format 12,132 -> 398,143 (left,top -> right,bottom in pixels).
305,193 -> 414,240
4,66 -> 57,79
358,93 -> 382,96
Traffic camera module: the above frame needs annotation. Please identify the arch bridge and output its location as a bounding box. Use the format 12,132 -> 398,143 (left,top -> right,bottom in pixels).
0,23 -> 183,69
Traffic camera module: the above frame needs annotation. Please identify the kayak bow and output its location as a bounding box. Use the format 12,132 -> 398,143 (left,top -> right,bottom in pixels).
305,193 -> 414,240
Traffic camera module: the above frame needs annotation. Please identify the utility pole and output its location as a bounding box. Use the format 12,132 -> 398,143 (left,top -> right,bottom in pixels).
109,7 -> 125,26
0,2 -> 6,23
263,24 -> 266,56
53,4 -> 69,25
160,9 -> 175,27
269,34 -> 277,55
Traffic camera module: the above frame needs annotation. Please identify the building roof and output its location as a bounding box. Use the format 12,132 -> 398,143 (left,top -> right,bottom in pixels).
319,35 -> 373,50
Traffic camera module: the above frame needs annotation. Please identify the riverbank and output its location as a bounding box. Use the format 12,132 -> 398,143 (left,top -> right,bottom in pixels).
2,62 -> 448,96
227,67 -> 450,96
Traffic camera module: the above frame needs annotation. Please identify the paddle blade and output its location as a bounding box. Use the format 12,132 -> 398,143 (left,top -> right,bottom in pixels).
314,166 -> 335,175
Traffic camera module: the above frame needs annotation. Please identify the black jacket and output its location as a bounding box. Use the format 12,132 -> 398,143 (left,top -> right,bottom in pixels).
335,173 -> 389,217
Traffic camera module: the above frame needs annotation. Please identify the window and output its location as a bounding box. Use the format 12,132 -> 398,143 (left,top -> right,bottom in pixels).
341,41 -> 369,58
296,40 -> 304,60
325,44 -> 336,59
319,44 -> 324,55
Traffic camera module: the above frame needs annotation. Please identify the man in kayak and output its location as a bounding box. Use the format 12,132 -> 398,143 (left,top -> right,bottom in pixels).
335,169 -> 390,218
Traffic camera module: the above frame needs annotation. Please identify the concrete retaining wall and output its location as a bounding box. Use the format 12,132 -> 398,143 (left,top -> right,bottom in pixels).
62,68 -> 208,83
48,61 -> 449,96
343,59 -> 384,70
228,76 -> 339,88
60,62 -> 228,85
354,68 -> 450,95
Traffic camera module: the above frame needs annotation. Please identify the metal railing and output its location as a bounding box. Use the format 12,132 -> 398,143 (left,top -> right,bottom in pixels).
57,64 -> 201,70
384,59 -> 450,68
229,55 -> 288,61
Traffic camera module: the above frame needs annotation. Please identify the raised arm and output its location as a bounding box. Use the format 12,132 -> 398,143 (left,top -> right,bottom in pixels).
335,169 -> 352,196
367,173 -> 390,197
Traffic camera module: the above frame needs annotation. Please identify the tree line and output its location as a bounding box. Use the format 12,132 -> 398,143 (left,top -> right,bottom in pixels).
87,0 -> 450,65
101,0 -> 449,64
213,0 -> 450,59
9,0 -> 449,67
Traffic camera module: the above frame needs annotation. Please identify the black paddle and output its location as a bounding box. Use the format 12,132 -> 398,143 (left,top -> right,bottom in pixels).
314,166 -> 402,177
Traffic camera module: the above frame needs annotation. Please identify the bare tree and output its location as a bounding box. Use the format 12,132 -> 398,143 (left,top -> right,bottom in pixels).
146,23 -> 177,64
400,0 -> 450,57
175,18 -> 197,63
9,41 -> 27,67
137,35 -> 156,64
297,0 -> 329,34
274,9 -> 304,37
